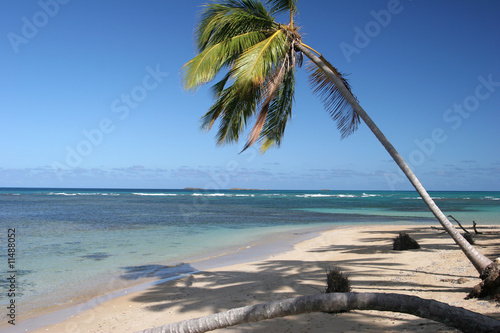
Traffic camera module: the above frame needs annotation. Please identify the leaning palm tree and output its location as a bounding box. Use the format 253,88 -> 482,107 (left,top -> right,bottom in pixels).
182,0 -> 494,276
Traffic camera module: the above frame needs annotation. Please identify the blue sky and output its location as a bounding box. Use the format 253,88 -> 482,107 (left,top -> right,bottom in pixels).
1,0 -> 499,190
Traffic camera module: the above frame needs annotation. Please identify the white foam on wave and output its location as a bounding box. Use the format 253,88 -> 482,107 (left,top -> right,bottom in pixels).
296,194 -> 328,198
401,196 -> 445,200
80,192 -> 121,196
297,193 -> 382,199
191,193 -> 257,197
49,192 -> 77,196
47,192 -> 121,196
192,193 -> 226,197
133,193 -> 177,196
296,194 -> 357,198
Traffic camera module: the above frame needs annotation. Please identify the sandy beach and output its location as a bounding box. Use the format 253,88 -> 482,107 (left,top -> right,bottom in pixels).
18,225 -> 500,332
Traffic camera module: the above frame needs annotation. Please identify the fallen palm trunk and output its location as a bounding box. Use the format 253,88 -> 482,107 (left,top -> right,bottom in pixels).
136,292 -> 500,333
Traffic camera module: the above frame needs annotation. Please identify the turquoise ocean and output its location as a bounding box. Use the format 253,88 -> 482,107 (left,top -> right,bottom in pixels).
0,188 -> 499,327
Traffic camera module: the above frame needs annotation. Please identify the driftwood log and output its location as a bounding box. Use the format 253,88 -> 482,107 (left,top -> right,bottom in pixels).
448,215 -> 470,234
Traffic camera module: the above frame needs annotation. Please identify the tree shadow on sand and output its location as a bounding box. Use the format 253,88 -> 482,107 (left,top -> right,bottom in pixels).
309,226 -> 500,256
125,260 -> 497,332
123,227 -> 500,331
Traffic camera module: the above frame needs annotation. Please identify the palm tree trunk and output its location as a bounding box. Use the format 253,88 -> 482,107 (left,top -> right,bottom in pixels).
295,43 -> 493,274
136,292 -> 500,333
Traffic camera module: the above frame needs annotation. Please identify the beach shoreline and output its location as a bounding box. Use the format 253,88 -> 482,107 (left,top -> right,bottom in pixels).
0,223 -> 340,332
5,223 -> 500,333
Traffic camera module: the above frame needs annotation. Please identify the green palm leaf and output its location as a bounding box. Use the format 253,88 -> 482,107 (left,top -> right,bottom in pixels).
196,0 -> 276,51
204,82 -> 262,145
233,29 -> 288,87
259,65 -> 295,151
265,0 -> 298,15
210,72 -> 232,100
182,31 -> 266,90
242,59 -> 288,151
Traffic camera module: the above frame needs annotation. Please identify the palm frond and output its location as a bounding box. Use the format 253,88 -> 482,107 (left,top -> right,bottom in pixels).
242,59 -> 288,151
233,29 -> 288,87
259,66 -> 295,151
200,80 -> 262,145
201,74 -> 234,132
210,72 -> 232,99
196,0 -> 276,52
182,31 -> 266,90
265,0 -> 298,15
183,0 -> 281,90
215,85 -> 261,145
307,57 -> 360,139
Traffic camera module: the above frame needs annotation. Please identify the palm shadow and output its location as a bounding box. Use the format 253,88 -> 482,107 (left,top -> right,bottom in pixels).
309,226 -> 500,255
122,225 -> 500,329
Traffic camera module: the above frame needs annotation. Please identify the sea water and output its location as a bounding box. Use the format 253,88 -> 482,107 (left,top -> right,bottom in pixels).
0,188 -> 498,324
